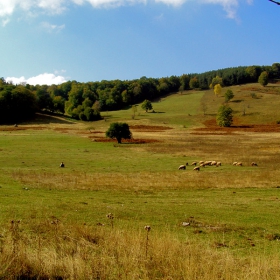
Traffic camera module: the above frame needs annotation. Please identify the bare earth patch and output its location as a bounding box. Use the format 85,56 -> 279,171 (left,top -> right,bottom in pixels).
129,125 -> 173,132
193,119 -> 280,134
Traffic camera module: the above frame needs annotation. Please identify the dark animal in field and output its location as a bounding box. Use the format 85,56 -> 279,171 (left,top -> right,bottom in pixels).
178,165 -> 186,170
60,162 -> 65,168
251,162 -> 258,166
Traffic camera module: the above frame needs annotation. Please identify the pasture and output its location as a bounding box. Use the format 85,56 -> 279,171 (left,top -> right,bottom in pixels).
1,83 -> 280,279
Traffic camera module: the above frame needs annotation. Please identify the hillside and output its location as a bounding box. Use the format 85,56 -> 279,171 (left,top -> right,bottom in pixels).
1,82 -> 280,279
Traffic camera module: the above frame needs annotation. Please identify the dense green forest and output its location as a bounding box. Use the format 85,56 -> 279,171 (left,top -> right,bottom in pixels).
1,63 -> 280,123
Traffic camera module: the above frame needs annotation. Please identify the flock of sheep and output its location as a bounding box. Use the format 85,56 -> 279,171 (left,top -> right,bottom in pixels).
178,161 -> 258,171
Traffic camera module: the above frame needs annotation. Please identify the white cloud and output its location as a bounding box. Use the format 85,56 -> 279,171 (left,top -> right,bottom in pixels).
41,21 -> 65,32
6,73 -> 67,85
200,0 -> 239,19
0,0 -> 253,20
1,18 -> 10,26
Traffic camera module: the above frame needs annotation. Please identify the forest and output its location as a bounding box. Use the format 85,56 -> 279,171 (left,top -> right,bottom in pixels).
1,63 -> 280,123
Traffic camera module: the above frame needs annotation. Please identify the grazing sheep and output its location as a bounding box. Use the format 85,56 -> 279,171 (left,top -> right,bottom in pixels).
232,162 -> 238,166
236,162 -> 242,166
204,161 -> 212,166
193,166 -> 200,171
200,163 -> 206,167
191,162 -> 197,166
199,161 -> 204,165
211,161 -> 217,166
216,162 -> 222,167
178,165 -> 186,170
60,162 -> 65,168
251,162 -> 258,166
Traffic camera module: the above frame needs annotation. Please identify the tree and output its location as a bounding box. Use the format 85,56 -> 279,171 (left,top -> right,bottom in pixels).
131,105 -> 137,119
105,122 -> 132,144
258,71 -> 269,87
210,76 -> 223,89
189,77 -> 199,89
201,102 -> 208,115
224,89 -> 234,103
214,84 -> 222,97
216,105 -> 233,127
141,99 -> 153,112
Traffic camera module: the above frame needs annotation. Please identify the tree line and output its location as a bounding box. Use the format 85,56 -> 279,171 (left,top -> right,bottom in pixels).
1,63 -> 279,123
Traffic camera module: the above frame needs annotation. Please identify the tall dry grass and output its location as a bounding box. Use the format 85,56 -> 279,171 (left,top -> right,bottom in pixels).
1,220 -> 280,279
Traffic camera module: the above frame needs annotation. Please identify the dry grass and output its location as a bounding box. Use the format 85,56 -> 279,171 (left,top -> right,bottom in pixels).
1,221 -> 280,280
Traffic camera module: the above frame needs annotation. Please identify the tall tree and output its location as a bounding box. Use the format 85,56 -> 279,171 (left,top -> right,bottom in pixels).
216,105 -> 233,127
258,71 -> 269,87
214,84 -> 222,97
224,89 -> 234,103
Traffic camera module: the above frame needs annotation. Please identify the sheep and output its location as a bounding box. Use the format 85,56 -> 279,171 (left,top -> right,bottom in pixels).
199,161 -> 204,165
232,162 -> 238,166
60,162 -> 65,168
204,161 -> 212,166
193,166 -> 200,171
178,165 -> 186,170
216,162 -> 222,167
236,162 -> 242,166
211,161 -> 217,166
191,161 -> 197,166
251,162 -> 258,166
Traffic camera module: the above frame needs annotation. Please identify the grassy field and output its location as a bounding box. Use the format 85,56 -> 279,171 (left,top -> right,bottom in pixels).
1,83 -> 280,279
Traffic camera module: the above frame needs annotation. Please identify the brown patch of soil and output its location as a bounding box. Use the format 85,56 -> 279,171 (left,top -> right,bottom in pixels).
90,136 -> 161,144
130,125 -> 172,132
193,119 -> 280,134
0,126 -> 47,131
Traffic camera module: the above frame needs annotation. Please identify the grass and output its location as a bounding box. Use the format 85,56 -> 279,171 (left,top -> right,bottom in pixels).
1,83 -> 280,278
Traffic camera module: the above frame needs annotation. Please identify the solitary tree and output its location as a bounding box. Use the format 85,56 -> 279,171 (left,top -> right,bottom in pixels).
201,102 -> 208,115
105,122 -> 132,144
214,84 -> 222,97
258,71 -> 269,87
216,105 -> 233,127
224,89 -> 234,103
141,99 -> 153,112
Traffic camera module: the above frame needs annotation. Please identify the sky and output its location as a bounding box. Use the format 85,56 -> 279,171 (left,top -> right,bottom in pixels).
0,0 -> 279,85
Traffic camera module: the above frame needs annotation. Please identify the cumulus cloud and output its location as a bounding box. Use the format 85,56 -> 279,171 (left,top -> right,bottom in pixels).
6,73 -> 67,85
0,0 -> 253,20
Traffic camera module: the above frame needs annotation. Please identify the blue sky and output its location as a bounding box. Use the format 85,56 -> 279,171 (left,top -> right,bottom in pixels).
0,0 -> 279,85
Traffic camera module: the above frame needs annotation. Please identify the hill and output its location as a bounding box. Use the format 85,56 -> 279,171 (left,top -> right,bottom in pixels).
1,83 -> 280,279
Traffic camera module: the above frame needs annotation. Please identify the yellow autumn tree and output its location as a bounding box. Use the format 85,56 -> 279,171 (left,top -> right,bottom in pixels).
214,84 -> 222,96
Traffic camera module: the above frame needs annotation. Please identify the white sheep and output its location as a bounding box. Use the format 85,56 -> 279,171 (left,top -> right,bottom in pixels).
178,165 -> 186,170
193,166 -> 200,171
191,161 -> 197,166
216,162 -> 222,167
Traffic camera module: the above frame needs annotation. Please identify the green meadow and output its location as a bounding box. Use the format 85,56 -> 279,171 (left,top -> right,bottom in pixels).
2,83 -> 280,279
